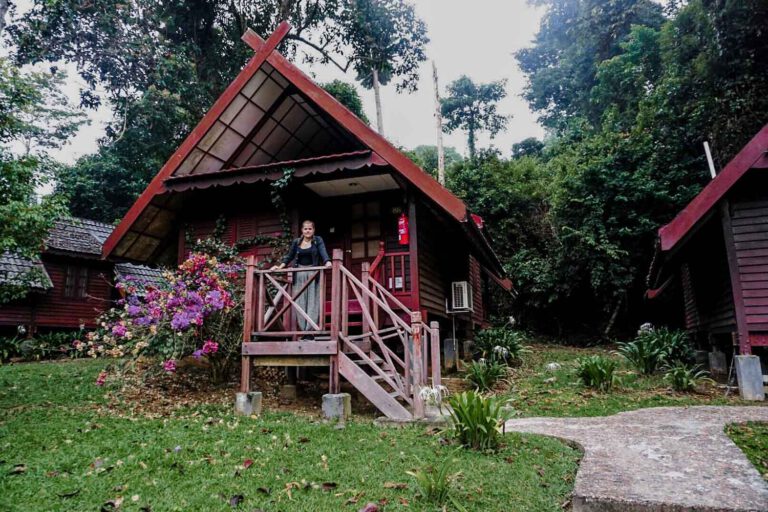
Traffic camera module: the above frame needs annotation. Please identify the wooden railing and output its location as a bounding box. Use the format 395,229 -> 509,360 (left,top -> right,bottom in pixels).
369,241 -> 410,294
242,248 -> 440,419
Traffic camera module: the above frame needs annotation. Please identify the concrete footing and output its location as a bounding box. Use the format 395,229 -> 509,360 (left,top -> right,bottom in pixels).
443,338 -> 459,371
735,355 -> 766,401
234,392 -> 263,416
462,340 -> 474,361
322,393 -> 351,421
709,350 -> 727,376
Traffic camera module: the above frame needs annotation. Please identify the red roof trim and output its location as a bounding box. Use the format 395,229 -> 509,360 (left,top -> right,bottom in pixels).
659,123 -> 768,252
102,22 -> 291,259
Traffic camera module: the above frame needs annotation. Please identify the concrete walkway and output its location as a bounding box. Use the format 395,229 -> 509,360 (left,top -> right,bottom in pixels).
505,406 -> 768,512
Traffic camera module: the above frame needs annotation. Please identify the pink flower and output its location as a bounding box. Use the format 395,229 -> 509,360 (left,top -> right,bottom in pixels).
202,339 -> 219,355
163,359 -> 177,373
95,370 -> 107,386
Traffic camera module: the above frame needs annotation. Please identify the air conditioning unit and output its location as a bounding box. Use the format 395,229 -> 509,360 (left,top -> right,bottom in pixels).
450,281 -> 473,312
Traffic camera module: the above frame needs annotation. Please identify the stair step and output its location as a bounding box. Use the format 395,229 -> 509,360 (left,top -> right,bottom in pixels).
372,373 -> 396,382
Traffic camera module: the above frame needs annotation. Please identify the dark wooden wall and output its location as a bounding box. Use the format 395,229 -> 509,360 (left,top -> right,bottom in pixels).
679,218 -> 736,340
731,197 -> 768,332
0,255 -> 113,331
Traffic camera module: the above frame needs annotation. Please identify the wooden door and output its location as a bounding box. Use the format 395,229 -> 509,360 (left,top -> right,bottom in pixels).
349,200 -> 383,274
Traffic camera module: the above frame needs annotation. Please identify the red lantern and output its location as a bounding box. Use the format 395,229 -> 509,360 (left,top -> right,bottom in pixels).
397,213 -> 410,245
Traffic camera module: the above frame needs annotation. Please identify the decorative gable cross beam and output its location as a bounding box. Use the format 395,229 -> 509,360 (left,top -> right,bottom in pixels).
242,21 -> 291,56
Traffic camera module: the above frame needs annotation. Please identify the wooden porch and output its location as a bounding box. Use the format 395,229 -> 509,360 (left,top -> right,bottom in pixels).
240,248 -> 442,420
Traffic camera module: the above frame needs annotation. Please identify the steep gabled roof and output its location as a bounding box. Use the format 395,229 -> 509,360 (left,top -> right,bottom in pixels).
47,217 -> 114,257
659,123 -> 768,253
103,22 -> 474,264
0,252 -> 52,290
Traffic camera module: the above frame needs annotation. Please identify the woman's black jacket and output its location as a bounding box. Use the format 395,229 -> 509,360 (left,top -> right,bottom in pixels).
281,236 -> 331,267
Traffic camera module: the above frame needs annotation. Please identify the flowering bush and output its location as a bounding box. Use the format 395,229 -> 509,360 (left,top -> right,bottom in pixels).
75,252 -> 244,384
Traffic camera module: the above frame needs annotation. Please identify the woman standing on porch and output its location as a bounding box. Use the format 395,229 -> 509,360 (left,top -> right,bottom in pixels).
272,220 -> 331,335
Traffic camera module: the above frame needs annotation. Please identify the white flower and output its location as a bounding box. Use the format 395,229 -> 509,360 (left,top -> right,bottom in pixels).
493,345 -> 510,358
418,385 -> 450,406
637,322 -> 654,335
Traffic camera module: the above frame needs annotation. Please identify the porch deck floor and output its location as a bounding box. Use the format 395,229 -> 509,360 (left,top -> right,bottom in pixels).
505,406 -> 768,511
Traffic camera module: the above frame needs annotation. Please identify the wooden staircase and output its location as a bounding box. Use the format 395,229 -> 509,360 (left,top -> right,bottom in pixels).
240,249 -> 441,420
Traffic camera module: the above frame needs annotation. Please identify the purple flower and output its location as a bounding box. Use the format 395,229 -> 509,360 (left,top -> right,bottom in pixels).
163,360 -> 177,373
111,324 -> 127,337
205,290 -> 224,310
170,312 -> 191,331
192,349 -> 204,360
127,305 -> 141,317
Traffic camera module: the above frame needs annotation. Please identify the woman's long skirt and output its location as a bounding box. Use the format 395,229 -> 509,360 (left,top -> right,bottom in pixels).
294,268 -> 320,332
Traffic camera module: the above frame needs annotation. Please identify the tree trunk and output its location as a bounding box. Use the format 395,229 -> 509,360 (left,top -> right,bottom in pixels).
0,0 -> 9,34
603,294 -> 624,337
372,67 -> 384,136
468,123 -> 476,161
432,61 -> 446,185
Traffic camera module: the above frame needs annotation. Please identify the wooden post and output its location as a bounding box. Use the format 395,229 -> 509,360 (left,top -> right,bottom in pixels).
243,256 -> 255,342
361,262 -> 371,336
411,311 -> 425,419
329,249 -> 343,394
429,321 -> 441,387
241,256 -> 256,393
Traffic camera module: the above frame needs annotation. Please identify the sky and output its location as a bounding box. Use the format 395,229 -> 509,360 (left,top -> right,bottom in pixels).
17,0 -> 547,165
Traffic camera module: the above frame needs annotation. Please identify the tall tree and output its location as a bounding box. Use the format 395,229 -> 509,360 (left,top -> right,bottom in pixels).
440,76 -> 508,160
322,79 -> 369,123
0,59 -> 84,303
516,0 -> 663,131
337,0 -> 428,135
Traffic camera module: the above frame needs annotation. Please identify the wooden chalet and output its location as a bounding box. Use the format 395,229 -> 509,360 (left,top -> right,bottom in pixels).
647,123 -> 768,364
102,23 -> 512,419
0,217 -> 162,335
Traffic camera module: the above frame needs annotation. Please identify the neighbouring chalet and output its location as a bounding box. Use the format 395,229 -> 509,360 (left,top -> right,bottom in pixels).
646,123 -> 768,369
0,217 -> 162,336
102,23 -> 513,420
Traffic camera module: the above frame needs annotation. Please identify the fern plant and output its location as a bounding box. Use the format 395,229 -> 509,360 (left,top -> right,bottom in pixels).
664,363 -> 714,392
575,355 -> 619,392
465,359 -> 507,392
447,391 -> 512,451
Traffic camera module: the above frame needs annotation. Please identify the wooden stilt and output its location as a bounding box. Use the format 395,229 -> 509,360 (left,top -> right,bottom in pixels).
411,312 -> 425,419
240,356 -> 251,393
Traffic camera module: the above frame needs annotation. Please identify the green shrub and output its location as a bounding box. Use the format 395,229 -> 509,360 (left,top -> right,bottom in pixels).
664,363 -> 713,392
617,327 -> 692,375
0,336 -> 23,363
406,455 -> 460,506
465,359 -> 507,392
575,355 -> 619,392
473,327 -> 527,365
447,391 -> 511,451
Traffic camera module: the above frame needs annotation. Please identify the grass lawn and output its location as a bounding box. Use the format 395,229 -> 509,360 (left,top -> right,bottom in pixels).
726,422 -> 768,481
0,359 -> 579,512
2,344 -> 766,511
502,344 -> 757,417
